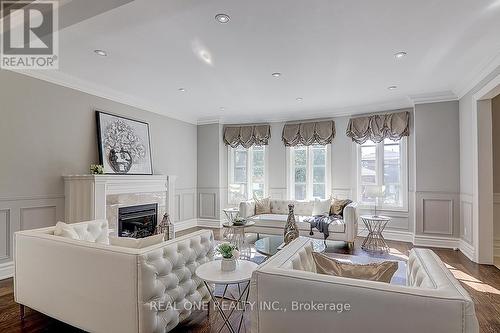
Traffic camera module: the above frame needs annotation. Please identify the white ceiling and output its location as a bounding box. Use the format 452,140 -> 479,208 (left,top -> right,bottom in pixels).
18,0 -> 500,124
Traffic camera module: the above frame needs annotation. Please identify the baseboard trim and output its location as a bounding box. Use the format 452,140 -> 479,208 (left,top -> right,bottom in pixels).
173,219 -> 198,232
0,261 -> 14,280
413,234 -> 459,249
459,239 -> 476,262
197,219 -> 223,229
358,228 -> 413,243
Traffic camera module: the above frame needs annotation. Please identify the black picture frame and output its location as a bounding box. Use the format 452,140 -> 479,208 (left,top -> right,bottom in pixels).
95,110 -> 153,175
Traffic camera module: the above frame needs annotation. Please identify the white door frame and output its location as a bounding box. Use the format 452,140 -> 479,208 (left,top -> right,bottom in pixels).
472,73 -> 500,263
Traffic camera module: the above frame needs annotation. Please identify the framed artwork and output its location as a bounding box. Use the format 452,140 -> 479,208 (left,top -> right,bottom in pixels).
96,110 -> 153,175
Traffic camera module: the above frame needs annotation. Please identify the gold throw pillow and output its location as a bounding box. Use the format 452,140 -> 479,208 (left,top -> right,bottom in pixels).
330,199 -> 352,216
312,252 -> 398,283
254,196 -> 271,215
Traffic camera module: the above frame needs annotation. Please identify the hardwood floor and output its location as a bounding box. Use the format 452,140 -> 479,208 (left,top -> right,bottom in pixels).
1,228 -> 499,333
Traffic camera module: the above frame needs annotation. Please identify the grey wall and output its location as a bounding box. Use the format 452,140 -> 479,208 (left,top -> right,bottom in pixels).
492,95 -> 500,256
459,65 -> 500,248
197,123 -> 225,224
0,70 -> 198,266
413,101 -> 460,238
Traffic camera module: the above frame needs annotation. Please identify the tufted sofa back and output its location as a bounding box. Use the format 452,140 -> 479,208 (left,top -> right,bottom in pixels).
15,224 -> 214,333
137,230 -> 214,333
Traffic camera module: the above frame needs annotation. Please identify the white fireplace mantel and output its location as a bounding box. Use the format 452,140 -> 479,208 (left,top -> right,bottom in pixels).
63,174 -> 176,223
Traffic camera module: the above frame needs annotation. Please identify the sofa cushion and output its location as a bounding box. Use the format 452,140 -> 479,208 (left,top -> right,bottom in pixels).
251,214 -> 346,233
293,200 -> 314,215
109,233 -> 164,249
254,196 -> 272,214
330,199 -> 352,216
270,199 -> 289,214
54,220 -> 109,244
312,198 -> 331,216
312,252 -> 398,283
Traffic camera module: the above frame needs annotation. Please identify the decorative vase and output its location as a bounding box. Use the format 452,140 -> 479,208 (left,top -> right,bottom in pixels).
284,203 -> 299,245
221,258 -> 237,272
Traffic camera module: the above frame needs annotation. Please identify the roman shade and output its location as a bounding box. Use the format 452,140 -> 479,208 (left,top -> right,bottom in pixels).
346,111 -> 409,144
282,120 -> 335,146
223,124 -> 271,148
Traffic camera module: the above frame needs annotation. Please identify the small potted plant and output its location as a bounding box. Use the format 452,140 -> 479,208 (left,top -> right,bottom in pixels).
216,242 -> 240,272
90,164 -> 104,175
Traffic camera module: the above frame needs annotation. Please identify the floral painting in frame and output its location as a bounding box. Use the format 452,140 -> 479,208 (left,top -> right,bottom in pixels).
95,111 -> 153,175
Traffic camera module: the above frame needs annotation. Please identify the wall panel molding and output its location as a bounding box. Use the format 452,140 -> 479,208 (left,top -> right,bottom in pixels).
198,192 -> 217,219
0,209 -> 10,261
0,195 -> 64,270
416,191 -> 459,237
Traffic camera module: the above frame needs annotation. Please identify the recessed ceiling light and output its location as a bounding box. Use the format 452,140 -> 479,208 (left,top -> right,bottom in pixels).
394,51 -> 407,59
272,72 -> 281,77
220,107 -> 225,111
94,49 -> 107,56
296,97 -> 303,101
388,86 -> 398,90
178,88 -> 186,92
215,13 -> 230,23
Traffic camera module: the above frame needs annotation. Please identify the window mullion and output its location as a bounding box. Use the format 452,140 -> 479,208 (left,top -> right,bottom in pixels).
247,147 -> 252,199
307,146 -> 312,200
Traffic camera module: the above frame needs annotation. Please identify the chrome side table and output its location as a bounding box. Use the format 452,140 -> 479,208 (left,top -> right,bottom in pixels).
360,215 -> 391,253
222,208 -> 240,240
222,221 -> 255,259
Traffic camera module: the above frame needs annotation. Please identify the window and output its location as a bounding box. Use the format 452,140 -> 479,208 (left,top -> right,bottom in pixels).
357,138 -> 407,209
228,146 -> 267,203
288,145 -> 330,200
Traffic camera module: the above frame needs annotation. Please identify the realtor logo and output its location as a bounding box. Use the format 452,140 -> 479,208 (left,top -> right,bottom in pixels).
1,0 -> 58,69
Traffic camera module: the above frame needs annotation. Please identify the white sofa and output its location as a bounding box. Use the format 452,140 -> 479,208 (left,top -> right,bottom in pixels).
250,237 -> 479,333
14,220 -> 214,333
239,199 -> 358,245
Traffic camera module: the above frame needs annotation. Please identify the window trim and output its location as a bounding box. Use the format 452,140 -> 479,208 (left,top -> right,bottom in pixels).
354,137 -> 408,212
286,144 -> 332,200
228,145 -> 269,204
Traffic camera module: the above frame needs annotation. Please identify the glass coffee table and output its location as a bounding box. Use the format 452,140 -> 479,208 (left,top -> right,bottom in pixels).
255,235 -> 326,257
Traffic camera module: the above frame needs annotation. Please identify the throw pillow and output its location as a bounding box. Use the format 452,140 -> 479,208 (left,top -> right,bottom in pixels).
109,233 -> 164,249
254,196 -> 272,215
312,252 -> 398,283
312,198 -> 331,216
330,199 -> 352,216
54,221 -> 80,240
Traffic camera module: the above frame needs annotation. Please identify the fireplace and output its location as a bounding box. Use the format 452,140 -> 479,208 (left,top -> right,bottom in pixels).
118,203 -> 158,238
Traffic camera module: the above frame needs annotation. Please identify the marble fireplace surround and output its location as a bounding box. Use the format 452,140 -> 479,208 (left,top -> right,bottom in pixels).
63,175 -> 176,232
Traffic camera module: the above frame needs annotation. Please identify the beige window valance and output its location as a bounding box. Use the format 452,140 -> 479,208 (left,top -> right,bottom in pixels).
282,120 -> 335,146
346,111 -> 410,144
223,124 -> 271,148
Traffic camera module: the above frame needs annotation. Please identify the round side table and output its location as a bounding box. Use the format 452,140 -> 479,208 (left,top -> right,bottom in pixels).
196,260 -> 258,333
222,221 -> 255,259
222,208 -> 240,240
360,215 -> 391,253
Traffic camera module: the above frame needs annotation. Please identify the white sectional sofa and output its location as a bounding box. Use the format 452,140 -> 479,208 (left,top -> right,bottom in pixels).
239,199 -> 358,245
14,220 -> 214,333
250,237 -> 479,333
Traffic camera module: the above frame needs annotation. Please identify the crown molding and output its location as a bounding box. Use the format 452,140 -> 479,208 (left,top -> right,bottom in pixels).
407,91 -> 458,105
454,51 -> 500,100
7,69 -> 198,125
197,117 -> 223,125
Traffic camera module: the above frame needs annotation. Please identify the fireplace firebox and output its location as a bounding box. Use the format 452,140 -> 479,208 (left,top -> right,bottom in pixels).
118,203 -> 158,238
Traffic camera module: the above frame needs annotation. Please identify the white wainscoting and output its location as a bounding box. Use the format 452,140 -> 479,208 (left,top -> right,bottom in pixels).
415,191 -> 459,237
493,193 -> 500,258
0,195 -> 65,280
460,193 -> 474,245
173,187 -> 197,231
269,187 -> 286,200
331,187 -> 352,200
